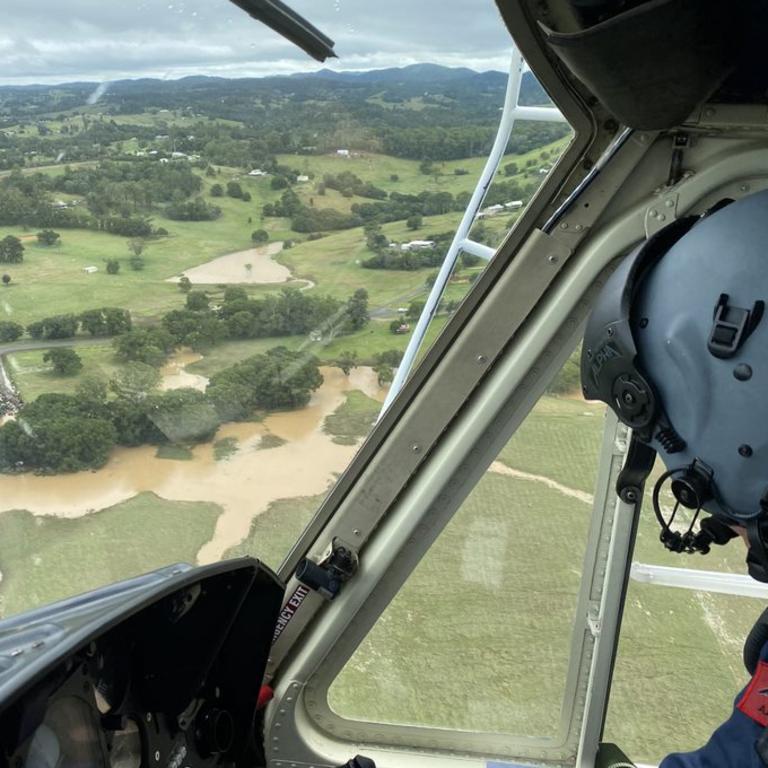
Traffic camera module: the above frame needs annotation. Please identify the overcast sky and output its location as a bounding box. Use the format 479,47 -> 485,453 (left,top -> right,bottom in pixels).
0,0 -> 514,85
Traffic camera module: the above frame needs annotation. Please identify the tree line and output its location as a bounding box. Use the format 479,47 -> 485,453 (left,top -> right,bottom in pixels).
261,177 -> 536,236
0,347 -> 322,473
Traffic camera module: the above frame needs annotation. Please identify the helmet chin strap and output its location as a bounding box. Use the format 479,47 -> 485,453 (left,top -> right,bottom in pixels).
746,518 -> 768,583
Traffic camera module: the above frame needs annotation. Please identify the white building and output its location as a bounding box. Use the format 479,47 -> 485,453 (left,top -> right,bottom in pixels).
248,169 -> 268,177
401,240 -> 436,252
83,266 -> 98,274
481,204 -> 506,217
504,200 -> 524,210
296,174 -> 310,183
336,149 -> 350,157
171,151 -> 188,159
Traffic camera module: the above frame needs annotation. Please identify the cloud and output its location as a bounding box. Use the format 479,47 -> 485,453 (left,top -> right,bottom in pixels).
0,0 -> 514,84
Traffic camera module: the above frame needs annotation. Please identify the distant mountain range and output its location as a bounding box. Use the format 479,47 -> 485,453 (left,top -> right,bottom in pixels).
0,63 -> 546,102
296,63 -> 494,83
0,64 -> 550,121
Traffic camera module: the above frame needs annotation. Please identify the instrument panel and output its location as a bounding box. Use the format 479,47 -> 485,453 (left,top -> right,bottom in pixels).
0,560 -> 284,768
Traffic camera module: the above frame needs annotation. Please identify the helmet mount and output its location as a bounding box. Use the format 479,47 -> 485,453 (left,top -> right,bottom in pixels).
581,192 -> 768,580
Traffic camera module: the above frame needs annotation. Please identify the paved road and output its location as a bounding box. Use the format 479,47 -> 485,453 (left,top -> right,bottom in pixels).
0,337 -> 110,396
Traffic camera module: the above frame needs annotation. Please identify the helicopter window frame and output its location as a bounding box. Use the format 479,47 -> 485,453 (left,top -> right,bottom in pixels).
265,130 -> 768,767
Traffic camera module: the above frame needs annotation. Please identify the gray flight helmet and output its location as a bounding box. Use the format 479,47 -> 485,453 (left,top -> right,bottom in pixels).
582,189 -> 768,523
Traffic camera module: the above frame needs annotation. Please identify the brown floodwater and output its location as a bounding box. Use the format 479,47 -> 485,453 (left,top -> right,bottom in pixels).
167,242 -> 291,285
0,364 -> 386,564
159,349 -> 207,391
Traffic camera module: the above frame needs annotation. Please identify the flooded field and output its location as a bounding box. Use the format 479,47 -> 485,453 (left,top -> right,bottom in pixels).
168,242 -> 291,284
0,363 -> 385,564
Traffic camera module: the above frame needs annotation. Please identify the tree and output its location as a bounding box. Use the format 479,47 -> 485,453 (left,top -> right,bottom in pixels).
185,291 -> 209,311
76,372 -> 109,405
0,321 -> 23,342
110,361 -> 161,403
37,229 -> 60,246
146,388 -> 220,444
251,229 -> 269,244
29,314 -> 78,340
407,214 -> 422,231
27,321 -> 44,340
2,274 -> 10,287
106,258 -> 120,275
127,239 -> 145,258
419,159 -> 434,175
178,275 -> 192,293
129,255 -> 145,271
373,362 -> 394,387
113,328 -> 174,367
43,347 -> 82,376
376,350 -> 403,367
0,235 -> 24,264
207,347 -> 323,415
210,183 -> 224,197
406,300 -> 425,322
80,307 -> 131,337
345,288 -> 369,331
104,308 -> 131,336
336,350 -> 358,376
504,162 -> 519,176
224,286 -> 248,304
0,409 -> 116,473
226,181 -> 244,199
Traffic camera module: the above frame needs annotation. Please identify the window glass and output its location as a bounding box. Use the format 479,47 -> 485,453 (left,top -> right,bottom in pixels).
0,0 -> 571,619
604,460 -> 764,765
328,350 -> 604,739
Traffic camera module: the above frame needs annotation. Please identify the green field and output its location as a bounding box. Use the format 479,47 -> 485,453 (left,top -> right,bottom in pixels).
325,396 -> 762,763
322,390 -> 381,445
0,132 -> 569,329
277,140 -> 570,197
6,343 -> 125,400
0,493 -> 222,618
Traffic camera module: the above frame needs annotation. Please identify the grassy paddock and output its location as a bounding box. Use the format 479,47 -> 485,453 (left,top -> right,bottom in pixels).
6,343 -> 124,401
0,493 -> 222,618
277,137 -> 570,197
322,390 -> 380,445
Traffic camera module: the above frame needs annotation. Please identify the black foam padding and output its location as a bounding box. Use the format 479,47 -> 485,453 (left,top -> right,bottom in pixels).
540,0 -> 734,130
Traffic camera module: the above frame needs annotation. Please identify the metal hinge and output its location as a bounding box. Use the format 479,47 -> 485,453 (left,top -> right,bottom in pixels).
587,601 -> 603,638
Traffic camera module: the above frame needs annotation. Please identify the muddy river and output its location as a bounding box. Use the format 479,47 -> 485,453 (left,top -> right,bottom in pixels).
0,358 -> 386,564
